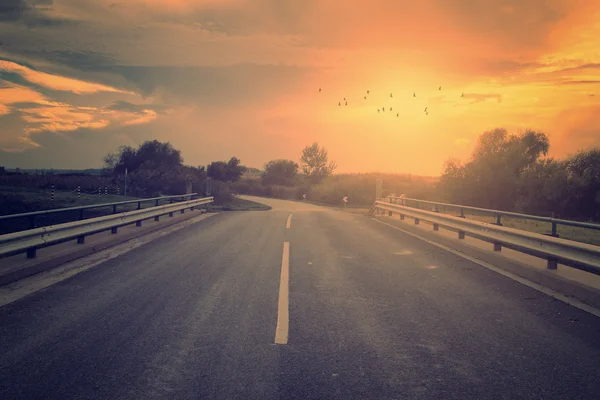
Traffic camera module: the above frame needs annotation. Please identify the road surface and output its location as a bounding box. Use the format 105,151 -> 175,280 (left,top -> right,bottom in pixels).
1,196 -> 599,399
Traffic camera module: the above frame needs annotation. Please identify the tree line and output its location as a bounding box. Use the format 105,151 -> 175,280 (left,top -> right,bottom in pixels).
3,128 -> 597,221
439,128 -> 600,221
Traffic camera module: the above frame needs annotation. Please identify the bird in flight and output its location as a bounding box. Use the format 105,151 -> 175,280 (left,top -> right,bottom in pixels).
439,86 -> 442,90
461,93 -> 464,98
345,101 -> 348,106
413,92 -> 416,97
390,93 -> 393,98
367,90 -> 370,94
396,113 -> 399,117
364,96 -> 367,100
424,107 -> 428,112
390,107 -> 393,111
319,88 -> 322,92
377,108 -> 380,113
339,102 -> 341,106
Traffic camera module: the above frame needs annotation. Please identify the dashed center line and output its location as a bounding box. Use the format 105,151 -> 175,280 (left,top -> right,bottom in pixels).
286,213 -> 292,229
275,242 -> 290,344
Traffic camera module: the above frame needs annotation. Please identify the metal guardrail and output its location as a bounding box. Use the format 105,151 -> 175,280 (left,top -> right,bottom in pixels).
371,201 -> 600,276
385,196 -> 600,237
0,196 -> 214,259
0,193 -> 198,232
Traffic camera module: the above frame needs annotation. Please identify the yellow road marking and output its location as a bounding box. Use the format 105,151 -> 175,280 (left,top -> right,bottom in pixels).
275,242 -> 290,344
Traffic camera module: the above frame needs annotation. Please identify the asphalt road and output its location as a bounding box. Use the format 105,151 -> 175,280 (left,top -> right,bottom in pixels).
1,196 -> 599,399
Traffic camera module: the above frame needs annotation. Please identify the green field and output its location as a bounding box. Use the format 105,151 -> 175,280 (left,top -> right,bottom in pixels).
0,187 -> 271,235
0,186 -> 189,235
382,201 -> 600,246
206,197 -> 271,212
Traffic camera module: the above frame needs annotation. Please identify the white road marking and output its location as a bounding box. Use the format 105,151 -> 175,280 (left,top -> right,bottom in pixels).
275,242 -> 290,344
286,213 -> 292,229
373,218 -> 600,318
393,250 -> 413,255
0,213 -> 216,308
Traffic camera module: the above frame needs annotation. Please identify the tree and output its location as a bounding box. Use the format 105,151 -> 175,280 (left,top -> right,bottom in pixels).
262,159 -> 299,186
300,142 -> 336,183
225,157 -> 245,182
103,140 -> 183,175
207,157 -> 246,182
440,128 -> 550,210
564,149 -> 600,220
207,161 -> 228,181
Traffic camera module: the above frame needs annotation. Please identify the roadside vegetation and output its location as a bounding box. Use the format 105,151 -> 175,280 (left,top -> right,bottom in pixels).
2,127 -> 599,236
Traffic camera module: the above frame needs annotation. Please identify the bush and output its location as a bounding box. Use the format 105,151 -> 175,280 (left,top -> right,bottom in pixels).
211,180 -> 233,205
308,173 -> 438,206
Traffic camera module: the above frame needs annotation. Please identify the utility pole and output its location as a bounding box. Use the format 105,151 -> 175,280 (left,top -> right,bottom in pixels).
124,168 -> 128,197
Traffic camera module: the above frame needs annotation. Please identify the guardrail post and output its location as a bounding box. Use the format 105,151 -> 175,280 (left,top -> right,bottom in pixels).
434,204 -> 439,213
77,235 -> 85,244
433,223 -> 439,231
495,213 -> 502,226
27,248 -> 37,259
136,220 -> 142,227
459,208 -> 465,218
414,218 -> 420,225
154,215 -> 160,221
28,215 -> 36,230
551,221 -> 558,237
547,258 -> 558,270
169,212 -> 174,217
458,231 -> 465,239
155,199 -> 160,206
137,201 -> 141,210
388,210 -> 392,216
400,214 -> 404,220
112,205 -> 117,214
79,209 -> 84,220
493,242 -> 502,252
170,198 -> 174,204
180,209 -> 185,214
111,227 -> 118,234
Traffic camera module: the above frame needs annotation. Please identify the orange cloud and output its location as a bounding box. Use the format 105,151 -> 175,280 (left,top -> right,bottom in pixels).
0,60 -> 129,94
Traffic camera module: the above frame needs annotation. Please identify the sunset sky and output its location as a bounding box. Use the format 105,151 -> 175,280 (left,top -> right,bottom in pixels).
1,0 -> 600,176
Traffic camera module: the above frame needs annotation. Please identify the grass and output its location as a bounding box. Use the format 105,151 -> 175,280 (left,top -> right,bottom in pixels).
395,201 -> 600,246
206,197 -> 271,212
0,185 -> 190,235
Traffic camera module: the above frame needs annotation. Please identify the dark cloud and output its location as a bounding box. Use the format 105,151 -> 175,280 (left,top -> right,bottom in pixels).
0,122 -> 155,168
94,64 -> 317,107
32,50 -> 119,71
0,0 -> 73,27
436,0 -> 571,48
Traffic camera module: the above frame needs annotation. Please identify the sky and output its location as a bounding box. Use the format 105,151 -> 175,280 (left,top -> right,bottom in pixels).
1,0 -> 600,176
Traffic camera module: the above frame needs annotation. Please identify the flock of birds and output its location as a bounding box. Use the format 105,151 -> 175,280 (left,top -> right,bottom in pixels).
318,86 -> 466,117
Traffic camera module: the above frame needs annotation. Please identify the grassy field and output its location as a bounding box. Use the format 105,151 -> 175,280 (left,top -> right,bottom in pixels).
0,186 -> 194,235
0,187 -> 271,235
206,197 -> 271,212
382,201 -> 600,246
